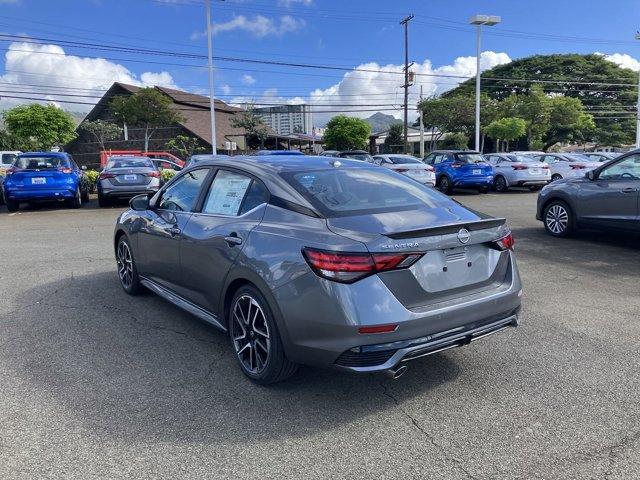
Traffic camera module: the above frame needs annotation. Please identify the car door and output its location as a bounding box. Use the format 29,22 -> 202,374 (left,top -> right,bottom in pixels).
575,153 -> 640,230
179,169 -> 270,313
136,168 -> 211,291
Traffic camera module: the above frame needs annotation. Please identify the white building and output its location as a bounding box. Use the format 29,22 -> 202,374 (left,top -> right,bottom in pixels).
255,105 -> 313,136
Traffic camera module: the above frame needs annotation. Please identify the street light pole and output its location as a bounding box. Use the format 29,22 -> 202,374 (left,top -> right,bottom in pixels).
205,0 -> 217,154
469,15 -> 501,153
400,15 -> 413,154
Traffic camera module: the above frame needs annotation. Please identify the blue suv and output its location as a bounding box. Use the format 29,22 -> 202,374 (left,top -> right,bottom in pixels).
424,150 -> 494,194
2,152 -> 89,212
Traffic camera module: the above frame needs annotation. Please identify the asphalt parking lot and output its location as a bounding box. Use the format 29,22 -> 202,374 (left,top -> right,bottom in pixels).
1,191 -> 639,480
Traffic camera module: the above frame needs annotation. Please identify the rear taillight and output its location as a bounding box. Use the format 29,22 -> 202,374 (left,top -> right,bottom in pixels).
302,248 -> 423,284
512,165 -> 528,170
451,162 -> 463,169
98,172 -> 116,180
492,231 -> 515,251
570,164 -> 587,170
147,171 -> 161,178
395,168 -> 408,173
58,167 -> 73,174
6,166 -> 19,175
426,165 -> 434,172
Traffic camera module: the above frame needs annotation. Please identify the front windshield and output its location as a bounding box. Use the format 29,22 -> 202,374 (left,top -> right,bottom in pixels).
14,156 -> 70,170
457,154 -> 485,164
106,158 -> 154,169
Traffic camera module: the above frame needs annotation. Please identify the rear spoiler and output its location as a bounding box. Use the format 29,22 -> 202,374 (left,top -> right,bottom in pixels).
385,218 -> 506,240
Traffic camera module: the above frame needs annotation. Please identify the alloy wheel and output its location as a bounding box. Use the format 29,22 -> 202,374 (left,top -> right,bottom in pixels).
116,240 -> 134,289
545,204 -> 568,234
231,294 -> 271,374
494,176 -> 507,192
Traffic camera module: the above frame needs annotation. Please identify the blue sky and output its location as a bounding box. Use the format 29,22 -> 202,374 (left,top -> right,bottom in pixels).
1,0 -> 640,124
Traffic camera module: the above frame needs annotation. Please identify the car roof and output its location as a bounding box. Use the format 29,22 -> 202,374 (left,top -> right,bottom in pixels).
255,150 -> 304,156
338,150 -> 369,154
429,150 -> 481,154
18,151 -> 70,158
107,155 -> 153,160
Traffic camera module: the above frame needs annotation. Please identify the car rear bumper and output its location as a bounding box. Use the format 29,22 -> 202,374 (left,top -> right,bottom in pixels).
4,186 -> 76,201
100,185 -> 159,198
452,175 -> 494,187
514,179 -> 550,186
274,250 -> 522,372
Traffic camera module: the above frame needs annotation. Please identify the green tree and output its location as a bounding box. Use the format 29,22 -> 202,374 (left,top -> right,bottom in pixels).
0,129 -> 22,150
166,134 -> 206,160
439,132 -> 469,150
78,119 -> 122,152
383,123 -> 404,153
498,85 -> 551,148
231,105 -> 269,149
544,96 -> 592,149
484,117 -> 526,151
110,87 -> 183,151
323,115 -> 371,150
3,104 -> 77,150
444,53 -> 637,146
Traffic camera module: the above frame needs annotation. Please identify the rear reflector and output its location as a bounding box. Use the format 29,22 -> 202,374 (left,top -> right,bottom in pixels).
492,231 -> 515,251
358,324 -> 398,334
302,248 -> 423,283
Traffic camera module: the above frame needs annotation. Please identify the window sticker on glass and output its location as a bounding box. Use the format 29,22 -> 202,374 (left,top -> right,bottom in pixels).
297,174 -> 316,188
203,171 -> 252,215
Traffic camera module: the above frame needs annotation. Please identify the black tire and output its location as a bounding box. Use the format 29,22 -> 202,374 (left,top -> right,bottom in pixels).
493,175 -> 508,192
5,199 -> 19,212
551,173 -> 562,182
69,186 -> 82,209
229,285 -> 297,384
116,235 -> 142,295
478,186 -> 490,194
543,200 -> 574,238
437,176 -> 452,195
81,186 -> 90,203
529,185 -> 542,192
98,192 -> 110,208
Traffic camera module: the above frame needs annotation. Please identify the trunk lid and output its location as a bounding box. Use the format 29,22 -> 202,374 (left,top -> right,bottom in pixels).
326,204 -> 510,308
105,167 -> 154,186
8,169 -> 70,189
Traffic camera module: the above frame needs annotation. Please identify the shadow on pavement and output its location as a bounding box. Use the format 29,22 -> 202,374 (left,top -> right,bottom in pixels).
7,270 -> 462,445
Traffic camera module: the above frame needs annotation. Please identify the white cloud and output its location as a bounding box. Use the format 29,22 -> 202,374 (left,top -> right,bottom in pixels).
220,84 -> 232,95
0,42 -> 178,112
241,74 -> 256,86
601,52 -> 640,72
192,15 -> 306,39
229,87 -> 305,109
309,51 -> 511,125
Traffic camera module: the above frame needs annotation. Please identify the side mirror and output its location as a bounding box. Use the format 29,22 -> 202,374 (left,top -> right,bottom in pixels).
130,194 -> 150,211
586,170 -> 596,181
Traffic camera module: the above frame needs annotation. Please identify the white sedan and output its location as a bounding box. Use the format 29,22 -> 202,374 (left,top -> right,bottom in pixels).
533,153 -> 600,181
372,154 -> 436,186
484,153 -> 551,192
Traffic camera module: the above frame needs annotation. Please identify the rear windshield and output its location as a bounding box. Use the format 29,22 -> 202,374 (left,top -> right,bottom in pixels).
389,155 -> 422,164
106,158 -> 154,169
340,153 -> 374,162
456,153 -> 485,164
14,156 -> 70,170
285,167 -> 448,217
506,154 -> 538,163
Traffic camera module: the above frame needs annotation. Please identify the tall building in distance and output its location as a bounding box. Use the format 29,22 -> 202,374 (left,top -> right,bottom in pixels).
254,104 -> 313,136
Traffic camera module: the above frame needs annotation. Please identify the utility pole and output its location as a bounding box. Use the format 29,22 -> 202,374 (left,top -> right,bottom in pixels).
400,15 -> 413,154
205,0 -> 218,154
419,84 -> 425,158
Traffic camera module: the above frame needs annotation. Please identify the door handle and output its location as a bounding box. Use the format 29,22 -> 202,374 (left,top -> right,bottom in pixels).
168,227 -> 181,236
621,187 -> 638,193
224,234 -> 243,246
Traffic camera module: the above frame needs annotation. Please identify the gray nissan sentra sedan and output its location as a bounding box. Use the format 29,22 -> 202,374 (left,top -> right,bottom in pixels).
114,155 -> 522,384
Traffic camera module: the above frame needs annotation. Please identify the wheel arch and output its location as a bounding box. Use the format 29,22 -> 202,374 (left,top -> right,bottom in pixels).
540,195 -> 576,222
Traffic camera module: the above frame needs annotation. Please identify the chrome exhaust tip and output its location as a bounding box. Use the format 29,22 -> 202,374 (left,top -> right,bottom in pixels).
385,364 -> 408,379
